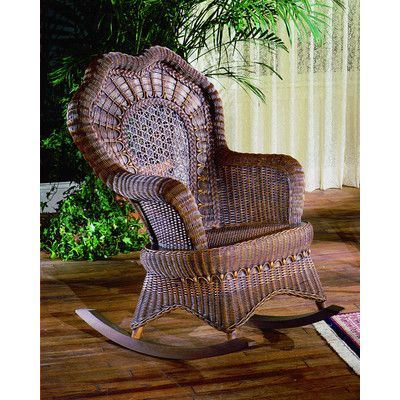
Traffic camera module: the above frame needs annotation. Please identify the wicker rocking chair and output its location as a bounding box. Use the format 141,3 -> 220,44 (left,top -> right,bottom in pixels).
68,46 -> 342,359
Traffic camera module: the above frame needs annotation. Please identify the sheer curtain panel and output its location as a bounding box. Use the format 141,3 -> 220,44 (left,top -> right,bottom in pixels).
194,0 -> 359,191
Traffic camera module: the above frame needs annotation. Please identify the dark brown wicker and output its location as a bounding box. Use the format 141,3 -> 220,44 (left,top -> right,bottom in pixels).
68,46 -> 326,334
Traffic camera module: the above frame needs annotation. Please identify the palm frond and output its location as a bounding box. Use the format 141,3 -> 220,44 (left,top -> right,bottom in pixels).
208,67 -> 267,103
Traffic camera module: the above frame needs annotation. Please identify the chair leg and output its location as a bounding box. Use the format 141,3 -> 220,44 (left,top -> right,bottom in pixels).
131,326 -> 144,340
227,330 -> 237,341
316,300 -> 326,310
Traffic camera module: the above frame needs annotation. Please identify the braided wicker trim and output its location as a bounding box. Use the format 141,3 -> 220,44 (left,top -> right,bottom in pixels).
180,249 -> 311,283
140,222 -> 314,278
130,288 -> 325,333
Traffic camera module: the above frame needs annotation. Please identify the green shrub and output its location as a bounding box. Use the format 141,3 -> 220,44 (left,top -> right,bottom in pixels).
41,176 -> 149,261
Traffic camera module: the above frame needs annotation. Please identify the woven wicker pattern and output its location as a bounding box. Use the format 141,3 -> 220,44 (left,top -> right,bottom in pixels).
139,200 -> 193,250
206,222 -> 292,248
68,46 -> 327,333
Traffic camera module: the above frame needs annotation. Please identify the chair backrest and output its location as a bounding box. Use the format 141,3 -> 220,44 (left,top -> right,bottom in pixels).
68,46 -> 228,236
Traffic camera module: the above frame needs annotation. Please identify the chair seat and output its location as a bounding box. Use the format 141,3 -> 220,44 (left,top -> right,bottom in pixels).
206,222 -> 297,248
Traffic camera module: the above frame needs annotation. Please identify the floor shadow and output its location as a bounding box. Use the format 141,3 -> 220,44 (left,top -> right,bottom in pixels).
261,330 -> 295,351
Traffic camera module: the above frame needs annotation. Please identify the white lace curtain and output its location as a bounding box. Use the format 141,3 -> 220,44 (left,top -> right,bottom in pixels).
194,0 -> 359,191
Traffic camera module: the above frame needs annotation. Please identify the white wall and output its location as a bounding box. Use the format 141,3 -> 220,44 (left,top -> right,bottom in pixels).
40,182 -> 77,213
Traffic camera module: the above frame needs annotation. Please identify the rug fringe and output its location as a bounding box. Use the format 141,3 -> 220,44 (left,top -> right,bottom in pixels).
313,321 -> 360,375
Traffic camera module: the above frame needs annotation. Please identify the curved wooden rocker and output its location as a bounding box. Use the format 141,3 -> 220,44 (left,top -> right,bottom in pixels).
76,309 -> 256,360
75,304 -> 343,360
248,304 -> 344,330
68,46 -> 344,361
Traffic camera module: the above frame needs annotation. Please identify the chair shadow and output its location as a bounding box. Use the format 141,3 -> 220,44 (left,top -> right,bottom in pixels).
261,329 -> 295,351
45,264 -> 144,335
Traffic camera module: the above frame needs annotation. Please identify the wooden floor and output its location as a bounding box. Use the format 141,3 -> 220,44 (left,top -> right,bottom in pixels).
41,187 -> 360,400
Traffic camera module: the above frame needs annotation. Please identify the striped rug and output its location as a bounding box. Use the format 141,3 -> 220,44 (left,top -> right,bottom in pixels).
313,312 -> 360,375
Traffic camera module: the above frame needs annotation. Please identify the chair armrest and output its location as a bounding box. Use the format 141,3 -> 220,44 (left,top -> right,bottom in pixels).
216,148 -> 305,225
108,171 -> 208,249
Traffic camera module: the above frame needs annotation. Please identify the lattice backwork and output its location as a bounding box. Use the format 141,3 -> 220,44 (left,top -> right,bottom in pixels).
123,103 -> 190,185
